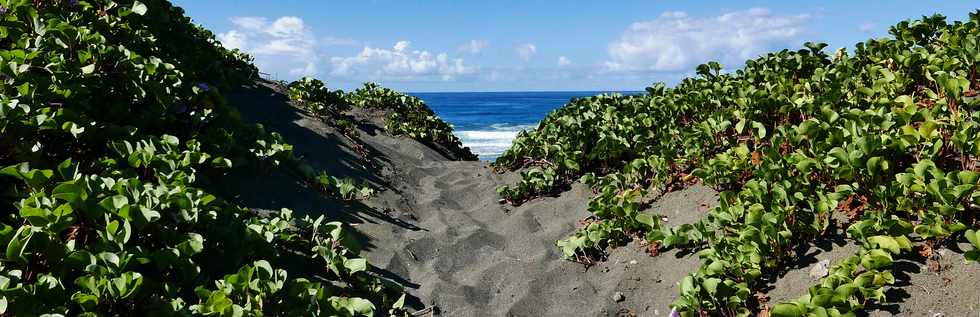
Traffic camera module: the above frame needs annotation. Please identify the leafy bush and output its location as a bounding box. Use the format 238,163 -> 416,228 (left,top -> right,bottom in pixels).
288,77 -> 350,117
313,171 -> 375,201
0,0 -> 404,315
496,12 -> 980,316
285,79 -> 477,160
347,83 -> 477,160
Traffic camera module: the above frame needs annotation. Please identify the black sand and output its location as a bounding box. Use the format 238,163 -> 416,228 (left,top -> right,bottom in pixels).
221,80 -> 980,316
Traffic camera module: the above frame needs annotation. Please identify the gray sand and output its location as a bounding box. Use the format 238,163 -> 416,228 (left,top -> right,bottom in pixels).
223,80 -> 980,316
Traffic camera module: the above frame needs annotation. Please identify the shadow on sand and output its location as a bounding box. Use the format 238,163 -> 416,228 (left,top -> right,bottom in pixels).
212,81 -> 438,248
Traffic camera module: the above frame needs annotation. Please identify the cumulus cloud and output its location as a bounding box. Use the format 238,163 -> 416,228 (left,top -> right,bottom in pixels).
458,40 -> 489,54
218,30 -> 247,50
217,16 -> 319,77
557,56 -> 571,67
604,8 -> 809,72
516,43 -> 537,61
330,41 -> 475,81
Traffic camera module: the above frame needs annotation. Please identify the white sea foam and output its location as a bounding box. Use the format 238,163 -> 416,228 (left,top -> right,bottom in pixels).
457,124 -> 538,160
458,130 -> 521,141
489,123 -> 538,130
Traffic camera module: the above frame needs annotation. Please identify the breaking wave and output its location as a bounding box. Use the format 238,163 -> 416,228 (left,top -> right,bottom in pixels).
457,124 -> 537,161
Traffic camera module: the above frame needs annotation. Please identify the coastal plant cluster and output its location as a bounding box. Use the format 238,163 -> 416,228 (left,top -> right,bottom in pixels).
285,78 -> 375,200
495,13 -> 980,316
288,77 -> 350,120
345,83 -> 477,160
286,79 -> 476,161
0,0 -> 406,316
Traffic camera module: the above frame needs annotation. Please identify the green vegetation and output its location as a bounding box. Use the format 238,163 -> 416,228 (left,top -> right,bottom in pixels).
967,229 -> 980,262
0,0 -> 407,315
286,78 -> 476,161
288,77 -> 350,119
346,83 -> 477,160
313,171 -> 375,201
496,12 -> 980,316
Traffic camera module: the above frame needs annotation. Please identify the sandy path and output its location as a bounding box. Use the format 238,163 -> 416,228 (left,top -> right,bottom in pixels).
357,157 -> 713,316
339,100 -> 713,316
224,80 -> 980,316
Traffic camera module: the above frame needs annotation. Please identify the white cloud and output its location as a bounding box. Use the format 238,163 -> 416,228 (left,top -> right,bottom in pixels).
605,8 -> 809,72
858,22 -> 876,33
516,43 -> 537,61
267,16 -> 306,38
229,17 -> 266,30
321,36 -> 362,47
330,41 -> 475,81
459,40 -> 489,54
218,16 -> 319,77
558,56 -> 571,67
217,30 -> 247,50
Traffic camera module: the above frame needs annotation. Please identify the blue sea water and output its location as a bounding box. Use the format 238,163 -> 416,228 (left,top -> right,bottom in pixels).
411,91 -> 639,161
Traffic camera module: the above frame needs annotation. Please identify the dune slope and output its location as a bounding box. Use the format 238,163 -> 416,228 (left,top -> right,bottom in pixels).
225,80 -> 979,316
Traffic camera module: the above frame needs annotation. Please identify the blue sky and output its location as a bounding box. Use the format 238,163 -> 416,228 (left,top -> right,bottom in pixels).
172,1 -> 978,92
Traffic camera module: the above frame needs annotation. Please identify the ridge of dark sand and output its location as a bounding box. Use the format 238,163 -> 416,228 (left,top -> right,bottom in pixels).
222,79 -> 980,316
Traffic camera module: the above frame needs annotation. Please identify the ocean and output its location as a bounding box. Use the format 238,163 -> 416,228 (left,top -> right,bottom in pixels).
411,91 -> 639,161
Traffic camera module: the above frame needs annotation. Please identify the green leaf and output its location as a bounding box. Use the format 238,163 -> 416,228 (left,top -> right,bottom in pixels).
201,289 -> 233,314
795,158 -> 818,172
635,213 -> 656,229
918,120 -> 939,139
746,204 -> 764,225
966,250 -> 980,262
63,122 -> 86,138
896,173 -> 915,186
392,293 -> 406,309
796,119 -> 820,137
563,158 -> 580,171
958,171 -> 980,185
20,207 -> 49,226
212,157 -> 233,169
703,277 -> 721,294
866,156 -> 882,172
81,64 -> 96,74
57,158 -> 78,180
131,1 -> 148,15
253,260 -> 274,277
810,293 -> 833,307
53,181 -> 83,203
111,195 -> 129,209
895,95 -> 914,107
966,230 -> 979,248
346,298 -> 376,315
100,195 -> 132,220
879,68 -> 895,82
868,235 -> 906,254
177,233 -> 205,256
706,260 -> 726,275
770,303 -> 804,317
138,206 -> 161,223
161,134 -> 179,146
861,249 -> 893,270
5,226 -> 34,261
752,121 -> 767,139
71,293 -> 99,311
345,258 -> 368,274
679,275 -> 696,294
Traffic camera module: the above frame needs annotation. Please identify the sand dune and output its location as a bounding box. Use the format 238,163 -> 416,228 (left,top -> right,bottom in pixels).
223,80 -> 980,316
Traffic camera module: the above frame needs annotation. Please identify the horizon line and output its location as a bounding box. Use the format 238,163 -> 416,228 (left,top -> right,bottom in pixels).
406,89 -> 646,94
